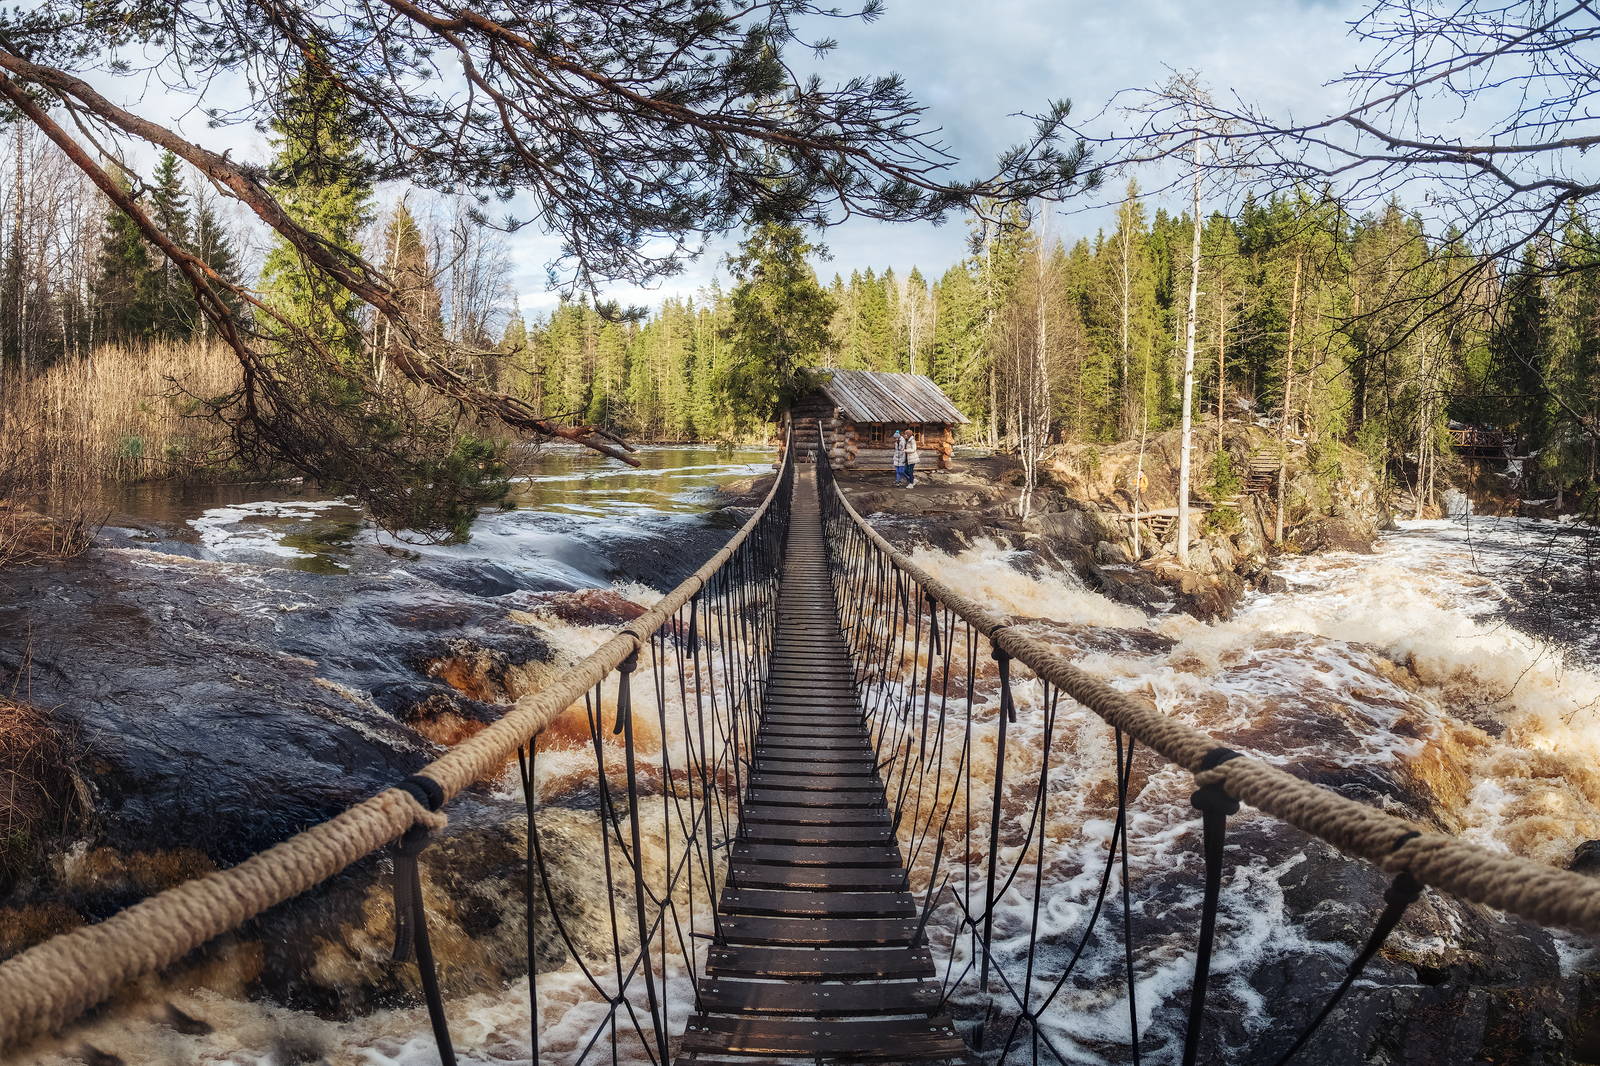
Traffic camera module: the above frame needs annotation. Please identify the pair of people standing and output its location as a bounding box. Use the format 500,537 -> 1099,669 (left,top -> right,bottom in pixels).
893,429 -> 920,487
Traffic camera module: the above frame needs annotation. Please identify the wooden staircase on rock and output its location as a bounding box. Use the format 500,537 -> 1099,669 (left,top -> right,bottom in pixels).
1142,511 -> 1176,541
677,468 -> 969,1065
1244,452 -> 1283,496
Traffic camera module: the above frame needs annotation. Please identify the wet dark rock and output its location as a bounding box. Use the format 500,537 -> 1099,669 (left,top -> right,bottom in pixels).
713,472 -> 777,507
246,804 -> 626,1018
1292,516 -> 1378,555
0,546 -> 563,871
527,588 -> 649,628
416,631 -> 553,704
1572,840 -> 1600,876
1021,507 -> 1104,543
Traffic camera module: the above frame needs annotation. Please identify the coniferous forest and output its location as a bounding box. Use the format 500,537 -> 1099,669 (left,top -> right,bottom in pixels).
9,142 -> 1595,511
2,5 -> 1598,529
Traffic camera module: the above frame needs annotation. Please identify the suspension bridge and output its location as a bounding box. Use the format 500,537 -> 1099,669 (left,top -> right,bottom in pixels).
1,428 -> 1599,1065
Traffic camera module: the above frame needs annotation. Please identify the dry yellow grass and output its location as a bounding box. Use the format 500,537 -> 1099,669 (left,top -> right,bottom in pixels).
0,505 -> 91,570
0,340 -> 242,493
0,697 -> 82,887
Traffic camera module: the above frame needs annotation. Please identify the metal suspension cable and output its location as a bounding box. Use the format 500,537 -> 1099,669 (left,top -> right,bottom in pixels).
814,443 -> 1600,1064
815,450 -> 1600,936
0,435 -> 797,1054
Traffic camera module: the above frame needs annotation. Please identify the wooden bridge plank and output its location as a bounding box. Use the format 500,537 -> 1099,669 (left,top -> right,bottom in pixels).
746,771 -> 880,789
744,789 -> 882,809
739,805 -> 892,828
746,779 -> 881,797
717,887 -> 916,918
715,915 -> 918,946
738,824 -> 897,846
731,842 -> 900,867
729,864 -> 907,891
683,464 -> 970,1064
680,1015 -> 965,1060
706,945 -> 936,980
696,978 -> 942,1015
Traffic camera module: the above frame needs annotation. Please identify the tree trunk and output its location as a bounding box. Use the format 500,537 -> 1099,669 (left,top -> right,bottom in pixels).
1177,146 -> 1201,567
1275,252 -> 1302,543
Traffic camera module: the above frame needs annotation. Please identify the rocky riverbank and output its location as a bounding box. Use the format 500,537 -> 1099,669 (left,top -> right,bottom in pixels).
0,449 -> 775,1062
835,423 -> 1388,620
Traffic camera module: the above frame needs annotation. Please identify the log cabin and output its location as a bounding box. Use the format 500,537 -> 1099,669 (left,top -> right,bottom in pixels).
791,369 -> 969,471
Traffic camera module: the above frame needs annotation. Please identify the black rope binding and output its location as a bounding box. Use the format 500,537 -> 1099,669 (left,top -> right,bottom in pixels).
391,774 -> 457,1066
1181,747 -> 1241,1066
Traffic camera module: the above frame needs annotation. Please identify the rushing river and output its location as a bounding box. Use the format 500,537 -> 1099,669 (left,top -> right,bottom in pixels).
95,444 -> 775,585
10,471 -> 1600,1065
897,512 -> 1600,1062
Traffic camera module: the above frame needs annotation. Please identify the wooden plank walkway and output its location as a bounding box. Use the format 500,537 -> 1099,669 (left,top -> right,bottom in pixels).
678,469 -> 969,1065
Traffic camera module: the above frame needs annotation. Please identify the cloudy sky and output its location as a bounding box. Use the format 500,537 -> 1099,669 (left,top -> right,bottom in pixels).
98,0 -> 1373,316
559,0 -> 1371,313
785,0 -> 1362,280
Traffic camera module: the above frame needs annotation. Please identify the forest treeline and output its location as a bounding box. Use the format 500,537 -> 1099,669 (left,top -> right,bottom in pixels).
505,184 -> 1599,509
5,128 -> 1599,510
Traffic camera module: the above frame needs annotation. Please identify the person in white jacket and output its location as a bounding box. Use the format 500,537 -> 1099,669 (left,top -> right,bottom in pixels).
892,429 -> 908,486
903,431 -> 920,487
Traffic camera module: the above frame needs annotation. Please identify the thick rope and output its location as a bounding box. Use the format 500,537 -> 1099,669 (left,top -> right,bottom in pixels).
0,456 -> 792,1049
0,789 -> 443,1045
825,476 -> 1600,935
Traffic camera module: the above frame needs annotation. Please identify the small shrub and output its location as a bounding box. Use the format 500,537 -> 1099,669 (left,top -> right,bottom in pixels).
1204,506 -> 1242,536
1205,448 -> 1243,501
0,699 -> 84,888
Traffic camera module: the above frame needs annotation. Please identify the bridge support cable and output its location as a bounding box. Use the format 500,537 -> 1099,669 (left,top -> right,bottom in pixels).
0,442 -> 795,1061
813,446 -> 1600,1063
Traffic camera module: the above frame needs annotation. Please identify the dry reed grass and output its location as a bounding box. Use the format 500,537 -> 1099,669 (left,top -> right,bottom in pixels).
0,698 -> 83,888
0,506 -> 92,570
0,341 -> 242,494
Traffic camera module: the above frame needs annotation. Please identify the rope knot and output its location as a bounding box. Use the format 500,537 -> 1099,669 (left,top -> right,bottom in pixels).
1190,782 -> 1240,818
392,776 -> 447,963
397,774 -> 448,831
1190,748 -> 1241,817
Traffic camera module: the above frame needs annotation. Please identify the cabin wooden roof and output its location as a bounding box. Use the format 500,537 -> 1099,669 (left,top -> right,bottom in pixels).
812,369 -> 970,426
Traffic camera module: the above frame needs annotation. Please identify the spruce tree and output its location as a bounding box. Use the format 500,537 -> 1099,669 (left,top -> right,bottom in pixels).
721,218 -> 834,427
189,178 -> 244,332
149,151 -> 192,337
259,56 -> 374,364
380,201 -> 441,332
92,169 -> 160,343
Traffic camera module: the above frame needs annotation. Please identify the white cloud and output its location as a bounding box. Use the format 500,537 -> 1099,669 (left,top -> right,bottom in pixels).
66,1 -> 1375,315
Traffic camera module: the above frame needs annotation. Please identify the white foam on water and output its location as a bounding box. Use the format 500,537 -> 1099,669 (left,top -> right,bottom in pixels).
188,498 -> 358,561
46,509 -> 1600,1065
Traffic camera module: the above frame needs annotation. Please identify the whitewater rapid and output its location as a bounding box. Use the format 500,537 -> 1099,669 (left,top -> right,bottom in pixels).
27,511 -> 1600,1066
895,514 -> 1600,1061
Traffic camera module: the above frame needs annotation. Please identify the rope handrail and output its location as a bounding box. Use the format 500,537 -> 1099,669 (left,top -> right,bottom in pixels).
818,457 -> 1600,936
0,437 -> 796,1050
